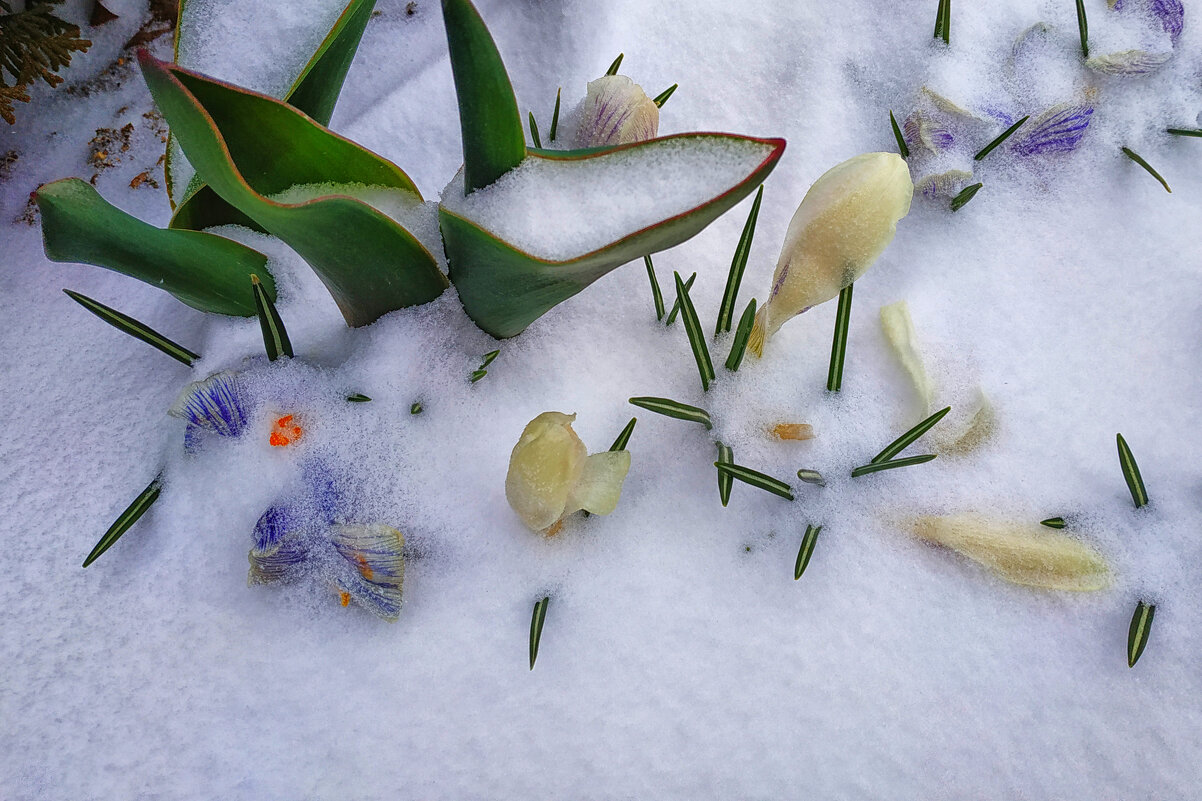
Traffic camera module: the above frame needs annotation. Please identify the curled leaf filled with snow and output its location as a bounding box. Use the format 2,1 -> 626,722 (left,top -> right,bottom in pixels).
440,134 -> 784,338
505,412 -> 631,535
748,152 -> 913,356
908,515 -> 1110,591
574,75 -> 660,147
140,53 -> 448,328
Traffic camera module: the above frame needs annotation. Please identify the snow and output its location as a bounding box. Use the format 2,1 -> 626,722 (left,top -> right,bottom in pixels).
3,0 -> 1202,798
441,136 -> 779,260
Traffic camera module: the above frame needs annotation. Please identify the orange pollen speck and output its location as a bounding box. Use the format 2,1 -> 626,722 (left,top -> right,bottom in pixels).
268,413 -> 304,447
770,422 -> 815,441
355,553 -> 374,581
339,591 -> 351,607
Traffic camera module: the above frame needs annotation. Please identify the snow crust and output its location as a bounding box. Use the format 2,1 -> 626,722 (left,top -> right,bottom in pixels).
3,0 -> 1202,798
440,137 -> 777,260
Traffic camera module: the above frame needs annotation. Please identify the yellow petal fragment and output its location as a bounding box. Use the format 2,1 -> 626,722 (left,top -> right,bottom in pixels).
936,390 -> 997,456
909,514 -> 1110,591
564,450 -> 631,517
880,300 -> 934,416
769,423 -> 815,441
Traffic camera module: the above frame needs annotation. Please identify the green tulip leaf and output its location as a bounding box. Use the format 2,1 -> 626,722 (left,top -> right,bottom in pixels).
141,54 -> 448,327
169,0 -> 378,230
441,0 -> 526,194
36,178 -> 273,317
439,133 -> 786,338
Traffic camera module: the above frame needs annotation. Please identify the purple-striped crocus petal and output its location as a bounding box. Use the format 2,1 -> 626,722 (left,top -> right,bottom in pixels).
917,169 -> 974,200
1011,104 -> 1094,156
169,371 -> 248,437
1150,0 -> 1184,43
903,111 -> 955,154
1086,49 -> 1172,75
248,530 -> 311,586
574,75 -> 659,148
329,523 -> 405,621
252,503 -> 298,552
251,457 -> 342,552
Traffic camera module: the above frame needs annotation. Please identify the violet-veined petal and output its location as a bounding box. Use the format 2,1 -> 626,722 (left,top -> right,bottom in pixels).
903,111 -> 955,155
574,75 -> 660,148
329,523 -> 405,621
915,169 -> 974,200
1150,0 -> 1184,43
248,530 -> 311,585
1086,49 -> 1172,75
169,371 -> 248,437
1010,103 -> 1093,156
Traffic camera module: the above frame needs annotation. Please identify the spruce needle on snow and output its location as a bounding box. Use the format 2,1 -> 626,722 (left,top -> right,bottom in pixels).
715,185 -> 762,336
974,116 -> 1029,160
1116,433 -> 1149,508
713,462 -> 795,501
890,110 -> 909,159
628,397 -> 713,429
794,524 -> 822,580
530,596 -> 549,670
1121,147 -> 1171,193
826,284 -> 854,391
64,289 -> 200,366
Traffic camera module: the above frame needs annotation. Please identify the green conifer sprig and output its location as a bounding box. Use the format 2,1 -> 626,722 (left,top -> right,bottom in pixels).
0,0 -> 91,124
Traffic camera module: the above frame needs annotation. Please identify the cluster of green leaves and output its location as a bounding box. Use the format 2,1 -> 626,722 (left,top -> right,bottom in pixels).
38,0 -> 783,341
0,0 -> 90,123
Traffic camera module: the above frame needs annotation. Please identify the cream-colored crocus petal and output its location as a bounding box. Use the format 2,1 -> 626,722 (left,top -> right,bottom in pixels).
505,412 -> 587,533
880,300 -> 934,416
909,514 -> 1110,591
748,152 -> 913,356
574,75 -> 660,148
564,450 -> 631,517
936,390 -> 997,456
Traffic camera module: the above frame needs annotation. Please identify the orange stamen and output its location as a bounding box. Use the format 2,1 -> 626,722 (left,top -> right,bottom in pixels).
339,591 -> 351,607
268,413 -> 304,447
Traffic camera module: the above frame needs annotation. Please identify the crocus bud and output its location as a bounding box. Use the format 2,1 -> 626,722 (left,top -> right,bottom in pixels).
506,412 -> 631,534
574,75 -> 659,148
748,152 -> 913,356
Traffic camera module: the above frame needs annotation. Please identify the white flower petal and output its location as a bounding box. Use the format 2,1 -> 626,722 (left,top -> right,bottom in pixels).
936,390 -> 997,456
880,300 -> 934,416
575,75 -> 660,148
909,515 -> 1110,592
564,450 -> 631,517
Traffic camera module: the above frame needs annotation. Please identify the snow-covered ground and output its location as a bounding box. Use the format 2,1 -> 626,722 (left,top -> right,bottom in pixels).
3,0 -> 1201,797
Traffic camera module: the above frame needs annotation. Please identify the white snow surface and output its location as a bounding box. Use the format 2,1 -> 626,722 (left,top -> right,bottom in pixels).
441,136 -> 778,260
3,0 -> 1202,798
